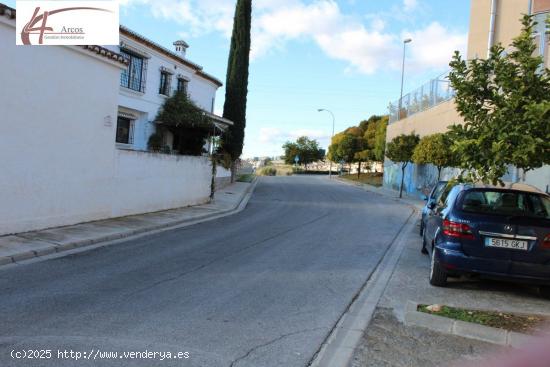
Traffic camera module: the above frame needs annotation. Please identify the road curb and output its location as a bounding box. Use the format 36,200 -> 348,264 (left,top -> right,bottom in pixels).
404,301 -> 540,348
0,179 -> 259,268
332,177 -> 424,211
309,204 -> 418,367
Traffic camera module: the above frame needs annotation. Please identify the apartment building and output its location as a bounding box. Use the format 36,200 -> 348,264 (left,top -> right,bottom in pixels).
384,0 -> 550,196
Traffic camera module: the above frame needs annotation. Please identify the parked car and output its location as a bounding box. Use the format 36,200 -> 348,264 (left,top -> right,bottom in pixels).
420,181 -> 448,240
421,181 -> 550,297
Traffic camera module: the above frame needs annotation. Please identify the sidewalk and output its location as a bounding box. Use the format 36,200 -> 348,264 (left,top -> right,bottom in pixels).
347,184 -> 550,366
334,177 -> 424,211
316,177 -> 550,366
0,180 -> 257,267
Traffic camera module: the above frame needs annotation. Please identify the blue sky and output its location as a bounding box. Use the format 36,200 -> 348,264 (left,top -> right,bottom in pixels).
8,0 -> 471,157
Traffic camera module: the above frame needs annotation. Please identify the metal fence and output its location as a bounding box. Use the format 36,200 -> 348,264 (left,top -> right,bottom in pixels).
388,71 -> 455,124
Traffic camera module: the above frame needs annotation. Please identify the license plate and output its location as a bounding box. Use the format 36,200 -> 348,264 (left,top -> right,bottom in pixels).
485,237 -> 529,251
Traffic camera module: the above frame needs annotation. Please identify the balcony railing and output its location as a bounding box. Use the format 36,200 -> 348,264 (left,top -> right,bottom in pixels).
388,71 -> 455,124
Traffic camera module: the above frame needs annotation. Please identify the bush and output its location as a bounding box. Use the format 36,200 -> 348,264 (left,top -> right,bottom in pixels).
259,167 -> 277,176
237,174 -> 255,182
156,91 -> 212,156
148,132 -> 163,152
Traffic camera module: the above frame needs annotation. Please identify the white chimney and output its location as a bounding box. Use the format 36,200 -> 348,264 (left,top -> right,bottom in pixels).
173,40 -> 189,58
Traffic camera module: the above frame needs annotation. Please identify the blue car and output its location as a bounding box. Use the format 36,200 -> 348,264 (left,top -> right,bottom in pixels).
421,182 -> 550,297
420,181 -> 448,238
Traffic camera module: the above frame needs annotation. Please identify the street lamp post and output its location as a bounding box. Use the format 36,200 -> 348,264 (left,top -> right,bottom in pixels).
317,108 -> 335,178
398,38 -> 412,120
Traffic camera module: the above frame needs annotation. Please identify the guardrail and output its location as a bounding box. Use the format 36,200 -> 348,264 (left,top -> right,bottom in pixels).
389,71 -> 455,124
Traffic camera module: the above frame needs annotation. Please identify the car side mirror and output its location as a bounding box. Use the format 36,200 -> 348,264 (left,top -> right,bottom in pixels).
427,202 -> 436,210
422,195 -> 429,201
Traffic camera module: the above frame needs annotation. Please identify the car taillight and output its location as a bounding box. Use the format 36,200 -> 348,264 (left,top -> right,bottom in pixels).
442,219 -> 474,240
543,234 -> 550,249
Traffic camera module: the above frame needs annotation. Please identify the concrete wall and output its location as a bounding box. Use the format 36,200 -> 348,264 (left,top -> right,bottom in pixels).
383,160 -> 463,198
386,99 -> 463,141
467,0 -> 493,59
523,166 -> 550,194
467,0 -> 530,59
383,160 -> 526,199
112,150 -> 212,217
534,0 -> 550,13
215,166 -> 232,190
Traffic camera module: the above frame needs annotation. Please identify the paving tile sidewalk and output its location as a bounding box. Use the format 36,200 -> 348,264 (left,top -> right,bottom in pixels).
0,180 -> 256,266
334,177 -> 424,211
350,190 -> 550,367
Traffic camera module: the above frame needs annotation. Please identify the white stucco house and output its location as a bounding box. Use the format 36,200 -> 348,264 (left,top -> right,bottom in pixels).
107,26 -> 233,155
0,3 -> 232,236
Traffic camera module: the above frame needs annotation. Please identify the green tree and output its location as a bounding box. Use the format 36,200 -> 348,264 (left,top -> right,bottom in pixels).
357,115 -> 389,174
282,136 -> 325,170
412,133 -> 457,180
220,0 -> 252,181
354,150 -> 371,177
448,15 -> 550,184
358,115 -> 388,163
386,133 -> 420,198
328,115 -> 389,176
328,132 -> 362,173
155,91 -> 211,156
373,116 -> 388,162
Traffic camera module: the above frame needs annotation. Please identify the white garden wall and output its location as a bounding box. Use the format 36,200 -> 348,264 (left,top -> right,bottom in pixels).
112,150 -> 212,217
215,166 -> 232,190
0,16 -> 122,236
216,166 -> 232,178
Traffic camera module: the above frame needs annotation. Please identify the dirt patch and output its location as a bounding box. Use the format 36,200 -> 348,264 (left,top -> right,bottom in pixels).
419,304 -> 550,334
350,307 -> 495,367
341,172 -> 383,187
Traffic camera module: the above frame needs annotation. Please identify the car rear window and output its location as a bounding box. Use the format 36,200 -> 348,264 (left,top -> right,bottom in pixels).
461,190 -> 550,219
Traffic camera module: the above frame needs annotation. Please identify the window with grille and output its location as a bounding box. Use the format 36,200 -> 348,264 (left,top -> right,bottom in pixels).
120,50 -> 146,92
177,78 -> 188,94
116,117 -> 134,144
159,71 -> 171,96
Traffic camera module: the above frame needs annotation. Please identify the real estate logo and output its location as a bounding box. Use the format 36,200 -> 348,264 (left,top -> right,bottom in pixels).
16,1 -> 119,45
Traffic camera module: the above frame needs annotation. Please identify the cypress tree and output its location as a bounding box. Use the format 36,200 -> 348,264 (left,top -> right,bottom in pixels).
221,0 -> 251,181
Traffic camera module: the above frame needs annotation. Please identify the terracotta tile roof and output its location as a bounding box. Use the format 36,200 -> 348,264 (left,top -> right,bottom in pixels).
120,25 -> 223,87
0,3 -> 16,19
81,45 -> 129,66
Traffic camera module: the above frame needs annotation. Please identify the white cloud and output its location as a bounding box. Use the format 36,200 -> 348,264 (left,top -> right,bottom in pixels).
120,0 -> 466,75
370,18 -> 386,32
120,0 -> 235,37
259,127 -> 285,143
403,0 -> 418,12
403,22 -> 467,72
259,127 -> 329,144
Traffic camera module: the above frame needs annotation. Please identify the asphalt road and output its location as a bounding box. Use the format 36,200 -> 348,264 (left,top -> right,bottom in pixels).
0,176 -> 412,367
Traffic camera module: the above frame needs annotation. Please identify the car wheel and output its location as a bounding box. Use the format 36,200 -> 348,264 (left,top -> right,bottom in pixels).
540,286 -> 550,299
429,247 -> 447,286
421,230 -> 428,255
